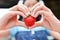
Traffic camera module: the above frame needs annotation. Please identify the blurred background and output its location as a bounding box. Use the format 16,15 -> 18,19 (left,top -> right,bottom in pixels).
0,0 -> 59,40
0,0 -> 60,20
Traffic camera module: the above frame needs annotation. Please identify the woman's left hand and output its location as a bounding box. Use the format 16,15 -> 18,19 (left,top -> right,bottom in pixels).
31,2 -> 60,32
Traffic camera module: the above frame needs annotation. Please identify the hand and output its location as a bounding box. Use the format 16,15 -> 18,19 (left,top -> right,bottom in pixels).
49,30 -> 60,39
31,2 -> 60,31
0,4 -> 30,30
0,11 -> 26,30
10,4 -> 30,16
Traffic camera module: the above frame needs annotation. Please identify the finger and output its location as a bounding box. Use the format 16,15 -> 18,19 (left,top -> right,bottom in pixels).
31,16 -> 51,29
9,4 -> 29,16
42,18 -> 54,30
18,4 -> 30,16
34,22 -> 43,27
9,5 -> 18,11
32,2 -> 41,12
32,3 -> 51,16
30,20 -> 44,29
33,10 -> 54,30
2,11 -> 26,21
34,15 -> 43,25
16,21 -> 26,27
34,10 -> 55,23
31,2 -> 41,16
33,10 -> 49,18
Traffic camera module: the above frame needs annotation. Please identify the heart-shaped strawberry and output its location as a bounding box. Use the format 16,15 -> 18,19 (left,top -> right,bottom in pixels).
24,16 -> 36,28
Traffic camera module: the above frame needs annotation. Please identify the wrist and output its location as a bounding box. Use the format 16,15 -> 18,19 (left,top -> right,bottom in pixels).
49,15 -> 59,23
48,14 -> 60,31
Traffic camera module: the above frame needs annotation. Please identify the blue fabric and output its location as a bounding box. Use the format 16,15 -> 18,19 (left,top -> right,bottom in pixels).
35,30 -> 48,40
9,26 -> 28,37
9,26 -> 49,37
9,27 -> 19,37
15,30 -> 48,40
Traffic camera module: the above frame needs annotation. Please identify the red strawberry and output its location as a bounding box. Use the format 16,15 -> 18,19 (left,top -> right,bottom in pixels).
24,16 -> 36,28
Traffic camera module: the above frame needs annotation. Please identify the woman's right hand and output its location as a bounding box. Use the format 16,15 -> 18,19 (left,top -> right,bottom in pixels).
0,11 -> 26,30
0,4 -> 30,30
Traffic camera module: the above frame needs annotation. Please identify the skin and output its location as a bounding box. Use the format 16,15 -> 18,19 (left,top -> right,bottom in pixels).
24,0 -> 38,8
24,0 -> 60,32
0,4 -> 29,30
49,30 -> 60,40
0,0 -> 60,39
31,2 -> 60,32
0,3 -> 30,37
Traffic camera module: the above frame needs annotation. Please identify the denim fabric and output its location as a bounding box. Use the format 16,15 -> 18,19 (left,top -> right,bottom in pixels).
9,26 -> 49,40
9,26 -> 28,37
35,30 -> 48,40
15,30 -> 48,40
15,31 -> 32,40
9,26 -> 49,37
